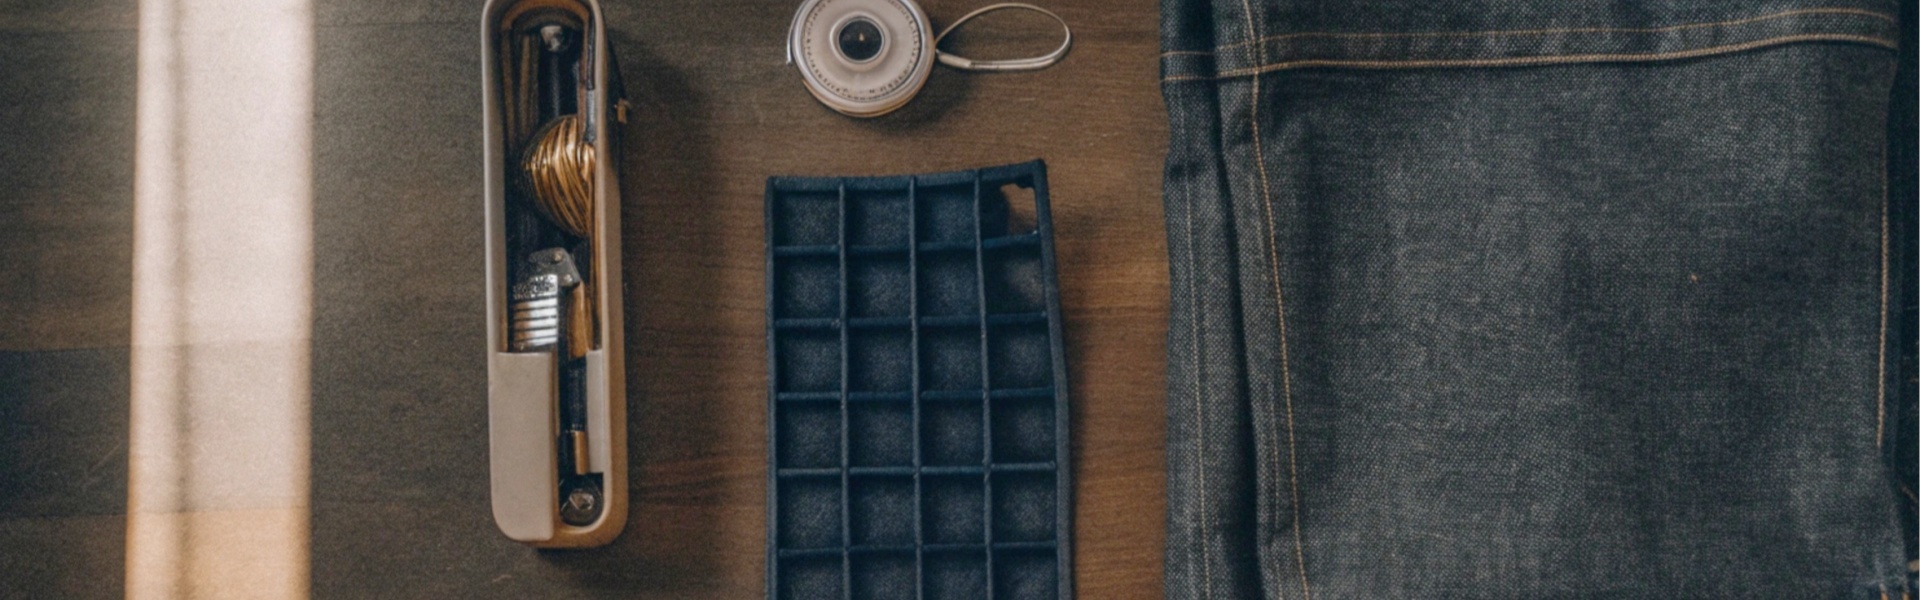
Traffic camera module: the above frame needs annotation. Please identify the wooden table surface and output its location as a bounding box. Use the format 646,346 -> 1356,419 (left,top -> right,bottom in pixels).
0,0 -> 1169,597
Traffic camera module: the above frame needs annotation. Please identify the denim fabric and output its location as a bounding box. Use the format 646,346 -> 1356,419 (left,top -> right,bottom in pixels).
1160,2 -> 1912,598
1892,0 -> 1919,572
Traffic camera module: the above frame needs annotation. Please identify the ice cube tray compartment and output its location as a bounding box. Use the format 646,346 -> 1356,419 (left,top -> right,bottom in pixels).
766,161 -> 1072,599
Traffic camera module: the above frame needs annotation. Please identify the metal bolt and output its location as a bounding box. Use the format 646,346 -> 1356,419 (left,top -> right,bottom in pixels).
567,489 -> 595,512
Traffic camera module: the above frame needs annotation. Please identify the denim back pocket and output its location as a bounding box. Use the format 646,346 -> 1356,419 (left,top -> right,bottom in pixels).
1159,2 -> 1907,598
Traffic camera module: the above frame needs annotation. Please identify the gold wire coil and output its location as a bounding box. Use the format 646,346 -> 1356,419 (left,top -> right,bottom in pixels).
521,114 -> 595,239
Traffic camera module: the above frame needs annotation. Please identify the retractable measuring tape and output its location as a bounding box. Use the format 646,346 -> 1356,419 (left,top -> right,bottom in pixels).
787,0 -> 1072,117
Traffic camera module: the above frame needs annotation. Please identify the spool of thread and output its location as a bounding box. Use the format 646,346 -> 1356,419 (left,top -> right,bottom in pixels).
521,114 -> 595,239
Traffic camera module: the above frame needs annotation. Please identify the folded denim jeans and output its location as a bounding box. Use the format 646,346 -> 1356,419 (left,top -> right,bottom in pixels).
1158,1 -> 1914,598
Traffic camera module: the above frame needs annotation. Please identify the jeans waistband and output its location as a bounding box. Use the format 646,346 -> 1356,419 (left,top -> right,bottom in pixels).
1161,3 -> 1899,81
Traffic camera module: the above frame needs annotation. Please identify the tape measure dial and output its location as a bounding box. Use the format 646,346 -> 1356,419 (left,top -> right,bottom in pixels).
788,0 -> 935,117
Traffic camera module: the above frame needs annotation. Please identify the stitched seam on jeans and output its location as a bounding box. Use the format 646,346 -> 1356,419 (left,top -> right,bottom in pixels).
1160,34 -> 1898,81
1169,7 -> 1895,55
1239,1 -> 1312,597
1232,2 -> 1254,597
1877,130 -> 1890,448
1188,139 -> 1209,600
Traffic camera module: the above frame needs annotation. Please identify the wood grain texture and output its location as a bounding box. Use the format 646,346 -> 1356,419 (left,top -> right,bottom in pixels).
0,0 -> 1169,596
0,4 -> 137,597
0,28 -> 136,352
600,1 -> 1169,596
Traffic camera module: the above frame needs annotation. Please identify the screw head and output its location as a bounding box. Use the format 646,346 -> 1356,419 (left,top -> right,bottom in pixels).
566,489 -> 595,512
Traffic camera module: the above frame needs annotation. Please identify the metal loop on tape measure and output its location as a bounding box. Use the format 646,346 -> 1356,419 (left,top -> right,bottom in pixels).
932,3 -> 1072,72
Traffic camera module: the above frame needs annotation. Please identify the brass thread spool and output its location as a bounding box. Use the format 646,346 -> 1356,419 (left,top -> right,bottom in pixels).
522,114 -> 595,239
523,115 -> 596,358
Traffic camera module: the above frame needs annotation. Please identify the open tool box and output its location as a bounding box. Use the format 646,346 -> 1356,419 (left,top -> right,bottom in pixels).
481,0 -> 629,547
765,161 -> 1074,599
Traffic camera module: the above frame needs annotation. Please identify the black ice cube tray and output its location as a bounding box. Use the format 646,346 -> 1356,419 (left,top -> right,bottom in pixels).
765,160 -> 1072,600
